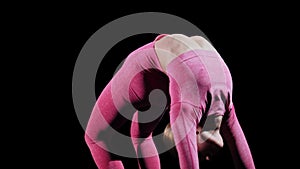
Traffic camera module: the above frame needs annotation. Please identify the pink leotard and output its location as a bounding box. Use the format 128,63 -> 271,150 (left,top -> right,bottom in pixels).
84,34 -> 255,169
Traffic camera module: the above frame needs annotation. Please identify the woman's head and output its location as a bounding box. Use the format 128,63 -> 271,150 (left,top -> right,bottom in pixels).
163,123 -> 202,150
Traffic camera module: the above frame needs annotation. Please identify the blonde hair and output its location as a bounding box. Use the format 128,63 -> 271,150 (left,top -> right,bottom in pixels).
163,123 -> 175,145
163,123 -> 178,158
163,123 -> 202,148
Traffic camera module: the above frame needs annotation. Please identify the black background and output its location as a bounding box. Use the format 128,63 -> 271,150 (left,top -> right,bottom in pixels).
7,2 -> 296,169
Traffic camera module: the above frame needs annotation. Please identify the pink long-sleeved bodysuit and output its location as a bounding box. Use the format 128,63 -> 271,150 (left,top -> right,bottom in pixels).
84,34 -> 255,169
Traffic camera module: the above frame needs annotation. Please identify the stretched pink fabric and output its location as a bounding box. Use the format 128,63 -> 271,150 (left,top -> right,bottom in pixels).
85,40 -> 169,169
166,50 -> 226,169
84,34 -> 255,169
166,50 -> 255,169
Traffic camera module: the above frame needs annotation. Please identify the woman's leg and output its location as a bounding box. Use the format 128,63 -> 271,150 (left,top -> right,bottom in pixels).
221,104 -> 256,169
130,110 -> 164,169
85,68 -> 169,169
129,67 -> 170,169
169,102 -> 200,169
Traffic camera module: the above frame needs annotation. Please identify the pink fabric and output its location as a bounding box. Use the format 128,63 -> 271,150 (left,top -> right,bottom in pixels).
221,105 -> 256,169
166,50 -> 229,169
131,112 -> 163,169
166,48 -> 254,169
166,49 -> 232,115
85,40 -> 169,169
84,34 -> 255,169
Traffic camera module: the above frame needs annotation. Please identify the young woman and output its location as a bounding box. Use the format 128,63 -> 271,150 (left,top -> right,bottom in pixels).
84,34 -> 255,169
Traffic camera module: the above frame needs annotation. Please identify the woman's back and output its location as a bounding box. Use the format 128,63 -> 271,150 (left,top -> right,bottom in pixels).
154,34 -> 216,72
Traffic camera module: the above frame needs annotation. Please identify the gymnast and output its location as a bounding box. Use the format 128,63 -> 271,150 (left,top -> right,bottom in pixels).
84,33 -> 256,169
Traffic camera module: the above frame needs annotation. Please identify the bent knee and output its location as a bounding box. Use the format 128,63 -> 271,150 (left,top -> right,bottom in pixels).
131,133 -> 153,145
131,127 -> 153,140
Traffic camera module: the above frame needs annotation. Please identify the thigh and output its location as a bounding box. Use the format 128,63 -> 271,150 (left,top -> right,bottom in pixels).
129,68 -> 170,112
129,69 -> 170,138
